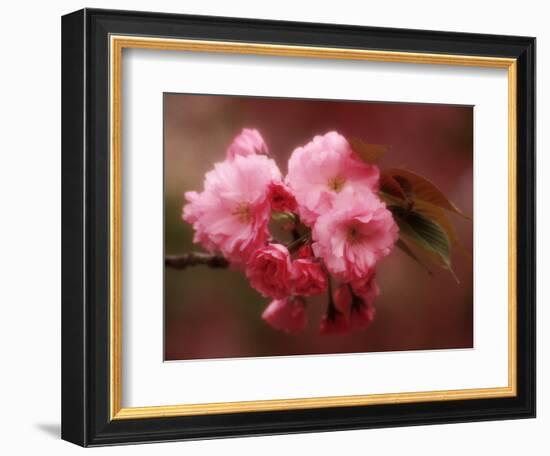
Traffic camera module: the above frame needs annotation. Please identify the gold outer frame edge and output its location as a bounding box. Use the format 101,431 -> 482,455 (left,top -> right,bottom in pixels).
109,36 -> 123,420
109,35 -> 518,420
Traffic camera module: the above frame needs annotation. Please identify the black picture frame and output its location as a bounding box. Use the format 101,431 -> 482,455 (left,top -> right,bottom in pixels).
62,8 -> 535,447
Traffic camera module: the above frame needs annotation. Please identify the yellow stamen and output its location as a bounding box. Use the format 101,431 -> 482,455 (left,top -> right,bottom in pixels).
327,175 -> 346,193
233,202 -> 252,224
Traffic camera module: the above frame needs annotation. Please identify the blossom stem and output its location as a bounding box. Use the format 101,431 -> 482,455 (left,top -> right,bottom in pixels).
347,284 -> 363,312
286,233 -> 310,253
165,252 -> 229,270
326,275 -> 337,319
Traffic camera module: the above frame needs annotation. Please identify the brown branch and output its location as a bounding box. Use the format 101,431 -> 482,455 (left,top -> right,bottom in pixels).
165,252 -> 229,270
166,233 -> 310,271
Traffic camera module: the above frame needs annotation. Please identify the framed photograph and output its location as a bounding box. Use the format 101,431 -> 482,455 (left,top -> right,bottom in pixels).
61,8 -> 535,447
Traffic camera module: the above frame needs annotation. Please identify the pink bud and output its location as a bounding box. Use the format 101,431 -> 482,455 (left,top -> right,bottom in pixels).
262,297 -> 307,333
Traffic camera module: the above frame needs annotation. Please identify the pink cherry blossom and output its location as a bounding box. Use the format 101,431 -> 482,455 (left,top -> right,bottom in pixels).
349,272 -> 378,330
312,187 -> 398,281
286,131 -> 380,225
226,128 -> 268,161
296,244 -> 314,259
351,270 -> 380,304
182,153 -> 282,265
333,284 -> 353,314
349,296 -> 376,330
319,284 -> 352,334
262,297 -> 307,333
320,281 -> 377,334
291,259 -> 327,296
267,181 -> 297,212
246,244 -> 292,299
319,305 -> 349,335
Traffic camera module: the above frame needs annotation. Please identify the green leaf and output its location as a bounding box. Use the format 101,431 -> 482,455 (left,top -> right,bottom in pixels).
390,205 -> 454,274
349,137 -> 388,164
271,211 -> 296,223
413,199 -> 472,261
382,168 -> 471,219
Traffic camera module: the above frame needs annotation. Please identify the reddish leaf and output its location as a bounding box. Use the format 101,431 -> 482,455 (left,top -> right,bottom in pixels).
382,168 -> 471,219
380,174 -> 407,200
349,137 -> 388,164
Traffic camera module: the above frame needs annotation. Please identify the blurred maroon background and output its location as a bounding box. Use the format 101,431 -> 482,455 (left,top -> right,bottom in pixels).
164,94 -> 473,361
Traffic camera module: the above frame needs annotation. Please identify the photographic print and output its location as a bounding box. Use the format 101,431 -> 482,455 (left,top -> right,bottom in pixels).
62,11 -> 535,445
164,94 -> 474,361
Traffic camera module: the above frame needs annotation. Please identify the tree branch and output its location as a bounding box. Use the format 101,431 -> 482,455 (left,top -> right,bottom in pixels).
165,252 -> 229,270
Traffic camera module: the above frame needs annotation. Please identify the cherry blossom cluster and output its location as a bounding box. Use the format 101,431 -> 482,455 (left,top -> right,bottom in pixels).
183,129 -> 399,334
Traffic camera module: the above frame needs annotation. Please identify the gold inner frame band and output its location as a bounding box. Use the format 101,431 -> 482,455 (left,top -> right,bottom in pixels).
109,35 -> 517,420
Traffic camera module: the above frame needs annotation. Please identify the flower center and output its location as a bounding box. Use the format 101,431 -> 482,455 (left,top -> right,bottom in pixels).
346,225 -> 364,244
327,175 -> 346,193
233,202 -> 252,224
272,194 -> 284,204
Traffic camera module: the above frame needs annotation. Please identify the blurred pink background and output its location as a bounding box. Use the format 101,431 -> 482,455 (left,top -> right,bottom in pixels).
164,94 -> 473,361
